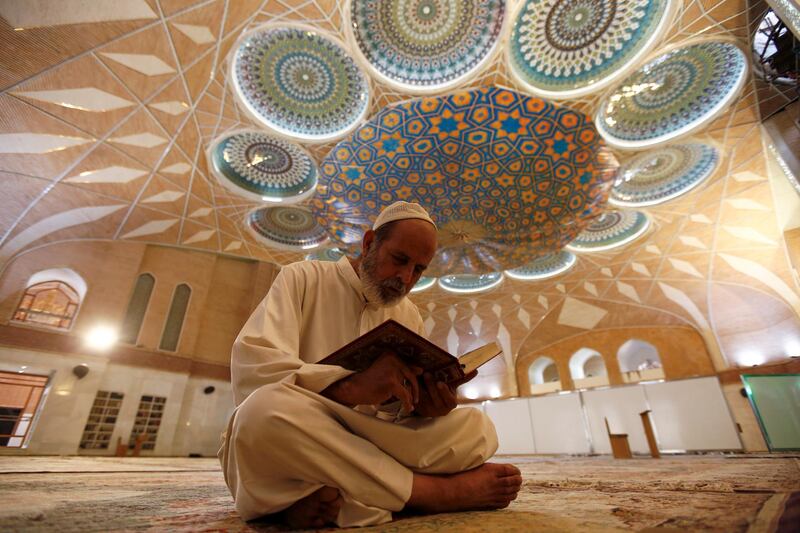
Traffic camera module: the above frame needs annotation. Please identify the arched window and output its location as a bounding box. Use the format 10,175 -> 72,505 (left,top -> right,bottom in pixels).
617,339 -> 664,383
119,274 -> 155,345
159,284 -> 191,352
529,357 -> 559,385
569,348 -> 609,389
528,356 -> 562,394
12,268 -> 87,330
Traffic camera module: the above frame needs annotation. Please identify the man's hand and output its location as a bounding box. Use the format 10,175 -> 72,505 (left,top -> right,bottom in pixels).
322,352 -> 422,413
414,370 -> 478,417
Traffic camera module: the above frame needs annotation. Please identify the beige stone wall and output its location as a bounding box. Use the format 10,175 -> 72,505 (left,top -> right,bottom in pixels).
134,245 -> 217,355
0,241 -> 277,365
515,326 -> 714,393
193,256 -> 264,365
0,241 -> 147,336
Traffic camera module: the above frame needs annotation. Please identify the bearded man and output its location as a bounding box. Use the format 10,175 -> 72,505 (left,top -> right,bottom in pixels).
219,201 -> 521,529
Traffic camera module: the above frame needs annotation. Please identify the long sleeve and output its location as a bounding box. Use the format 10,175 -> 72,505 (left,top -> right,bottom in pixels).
230,267 -> 354,406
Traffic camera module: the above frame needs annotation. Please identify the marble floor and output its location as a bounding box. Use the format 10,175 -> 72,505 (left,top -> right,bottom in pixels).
0,454 -> 797,532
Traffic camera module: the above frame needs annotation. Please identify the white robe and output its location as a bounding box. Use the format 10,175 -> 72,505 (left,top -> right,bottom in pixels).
219,257 -> 497,526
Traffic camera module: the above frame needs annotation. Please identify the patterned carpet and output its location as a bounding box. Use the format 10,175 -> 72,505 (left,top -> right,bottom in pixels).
0,455 -> 797,532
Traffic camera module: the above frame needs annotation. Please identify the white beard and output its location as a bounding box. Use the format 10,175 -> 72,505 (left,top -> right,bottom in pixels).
359,243 -> 405,307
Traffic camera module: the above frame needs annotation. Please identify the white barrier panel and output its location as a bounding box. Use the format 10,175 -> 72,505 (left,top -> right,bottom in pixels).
528,393 -> 591,454
484,399 -> 536,454
643,377 -> 742,451
581,386 -> 650,454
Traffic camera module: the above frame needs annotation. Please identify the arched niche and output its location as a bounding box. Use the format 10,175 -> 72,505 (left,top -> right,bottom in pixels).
569,347 -> 609,389
528,356 -> 562,395
12,268 -> 87,330
27,268 -> 87,299
617,338 -> 665,383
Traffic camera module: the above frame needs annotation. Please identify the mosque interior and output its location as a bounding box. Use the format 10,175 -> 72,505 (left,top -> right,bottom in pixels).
0,0 -> 799,530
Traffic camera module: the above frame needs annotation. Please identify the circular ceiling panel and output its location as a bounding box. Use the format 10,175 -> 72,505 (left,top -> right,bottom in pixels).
611,143 -> 719,206
246,206 -> 329,251
230,24 -> 370,143
566,210 -> 650,252
438,272 -> 503,293
411,276 -> 437,293
348,0 -> 505,92
305,247 -> 345,262
505,250 -> 577,280
596,40 -> 748,149
312,86 -> 618,276
508,0 -> 675,99
207,130 -> 318,203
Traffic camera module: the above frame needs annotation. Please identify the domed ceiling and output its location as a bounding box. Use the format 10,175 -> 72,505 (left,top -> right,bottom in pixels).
1,0 -> 799,378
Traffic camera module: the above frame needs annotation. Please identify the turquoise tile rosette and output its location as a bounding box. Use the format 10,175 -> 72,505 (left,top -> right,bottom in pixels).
230,24 -> 370,142
348,0 -> 505,92
207,130 -> 318,203
566,210 -> 650,252
508,0 -> 674,99
411,276 -> 437,292
305,247 -> 346,262
505,251 -> 577,280
246,206 -> 329,251
438,272 -> 504,293
611,143 -> 719,206
596,40 -> 748,149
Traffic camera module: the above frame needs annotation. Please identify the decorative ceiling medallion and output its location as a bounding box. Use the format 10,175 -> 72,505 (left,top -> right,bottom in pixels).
246,206 -> 329,251
305,247 -> 346,261
312,86 -> 618,276
610,143 -> 719,206
411,276 -> 437,292
230,24 -> 370,143
566,210 -> 650,252
505,250 -> 577,280
596,40 -> 748,149
438,272 -> 503,293
207,130 -> 318,203
348,0 -> 505,93
508,0 -> 675,99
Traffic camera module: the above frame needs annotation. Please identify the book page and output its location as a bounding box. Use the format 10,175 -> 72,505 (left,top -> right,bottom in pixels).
457,342 -> 502,375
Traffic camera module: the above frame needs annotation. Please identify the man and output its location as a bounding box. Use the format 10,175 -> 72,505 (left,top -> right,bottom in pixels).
219,201 -> 522,528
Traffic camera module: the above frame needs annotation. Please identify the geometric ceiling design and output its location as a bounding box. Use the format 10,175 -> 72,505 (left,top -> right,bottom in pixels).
1,0 -> 799,388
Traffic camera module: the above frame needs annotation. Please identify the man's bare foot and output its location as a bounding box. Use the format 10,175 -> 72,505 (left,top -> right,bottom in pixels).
405,463 -> 522,514
282,486 -> 342,529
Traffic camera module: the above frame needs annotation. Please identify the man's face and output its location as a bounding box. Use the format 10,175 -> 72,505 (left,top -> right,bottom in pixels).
359,219 -> 437,306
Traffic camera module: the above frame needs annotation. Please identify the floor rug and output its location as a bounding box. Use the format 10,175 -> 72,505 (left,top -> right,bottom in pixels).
0,455 -> 797,532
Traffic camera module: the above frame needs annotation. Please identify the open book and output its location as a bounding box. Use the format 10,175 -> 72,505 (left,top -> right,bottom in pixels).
319,319 -> 502,384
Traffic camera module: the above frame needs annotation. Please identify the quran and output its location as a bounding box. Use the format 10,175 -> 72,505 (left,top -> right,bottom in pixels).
319,319 -> 502,384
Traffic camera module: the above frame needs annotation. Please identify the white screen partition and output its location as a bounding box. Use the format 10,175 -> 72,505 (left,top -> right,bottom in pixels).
484,398 -> 536,454
643,377 -> 742,451
528,393 -> 591,454
581,385 -> 650,454
480,377 -> 743,456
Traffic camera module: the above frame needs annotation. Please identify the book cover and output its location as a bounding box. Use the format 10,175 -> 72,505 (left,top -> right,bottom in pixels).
319,319 -> 501,384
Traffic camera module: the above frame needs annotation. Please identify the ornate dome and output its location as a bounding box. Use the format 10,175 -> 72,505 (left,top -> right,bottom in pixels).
312,86 -> 617,276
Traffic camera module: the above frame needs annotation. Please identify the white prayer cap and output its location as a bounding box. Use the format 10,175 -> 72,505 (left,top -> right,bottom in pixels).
372,201 -> 437,231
